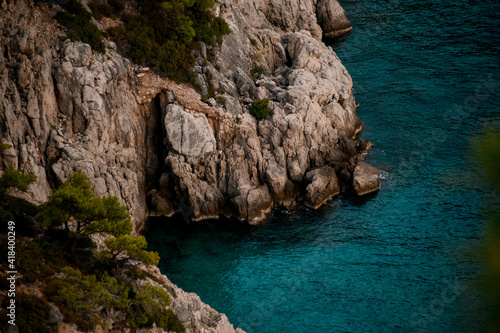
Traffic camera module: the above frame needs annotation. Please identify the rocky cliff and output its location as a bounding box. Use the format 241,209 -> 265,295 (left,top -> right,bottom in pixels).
0,0 -> 379,229
0,0 -> 380,331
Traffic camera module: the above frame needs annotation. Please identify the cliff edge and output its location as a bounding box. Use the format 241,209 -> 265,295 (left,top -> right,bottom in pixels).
0,0 -> 379,329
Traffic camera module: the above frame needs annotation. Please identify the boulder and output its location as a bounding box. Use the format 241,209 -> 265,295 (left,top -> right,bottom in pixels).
247,185 -> 273,224
304,166 -> 340,209
46,303 -> 63,325
164,105 -> 216,158
316,0 -> 353,39
352,162 -> 381,195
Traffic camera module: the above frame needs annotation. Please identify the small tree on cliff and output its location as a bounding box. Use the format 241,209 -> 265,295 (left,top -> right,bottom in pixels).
99,235 -> 160,280
37,171 -> 159,278
0,166 -> 37,232
37,171 -> 132,243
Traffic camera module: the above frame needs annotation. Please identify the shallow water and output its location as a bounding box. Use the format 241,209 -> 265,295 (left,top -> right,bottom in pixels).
145,0 -> 500,332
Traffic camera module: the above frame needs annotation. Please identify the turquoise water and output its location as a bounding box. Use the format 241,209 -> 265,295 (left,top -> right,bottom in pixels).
145,0 -> 500,332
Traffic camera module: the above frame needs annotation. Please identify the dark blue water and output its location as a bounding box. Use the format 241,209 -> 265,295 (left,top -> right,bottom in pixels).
145,0 -> 500,332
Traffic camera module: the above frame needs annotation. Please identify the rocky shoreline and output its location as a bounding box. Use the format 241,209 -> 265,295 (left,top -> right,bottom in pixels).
0,0 -> 380,331
0,0 -> 379,230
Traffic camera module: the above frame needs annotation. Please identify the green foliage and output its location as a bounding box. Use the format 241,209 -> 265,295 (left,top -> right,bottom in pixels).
128,283 -> 184,331
0,167 -> 36,198
55,0 -> 106,53
17,239 -> 65,283
249,98 -> 271,120
102,234 -> 160,279
0,143 -> 12,150
0,207 -> 14,226
37,171 -> 131,238
105,235 -> 160,265
475,131 -> 500,190
0,167 -> 37,233
251,65 -> 265,81
16,293 -> 52,333
249,38 -> 257,46
474,129 -> 500,330
107,0 -> 230,83
45,267 -> 129,328
216,95 -> 226,105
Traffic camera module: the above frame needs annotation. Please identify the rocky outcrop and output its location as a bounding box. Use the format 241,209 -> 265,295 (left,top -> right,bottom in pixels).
304,166 -> 340,209
0,0 -> 379,230
0,0 -> 380,331
154,0 -> 375,222
352,162 -> 381,195
164,104 -> 217,158
316,0 -> 353,39
135,264 -> 245,333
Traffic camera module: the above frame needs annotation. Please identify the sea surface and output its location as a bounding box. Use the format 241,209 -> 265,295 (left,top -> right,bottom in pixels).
145,0 -> 500,332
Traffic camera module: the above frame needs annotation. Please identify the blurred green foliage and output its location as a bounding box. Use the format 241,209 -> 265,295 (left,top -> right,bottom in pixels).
15,293 -> 52,333
473,129 -> 500,332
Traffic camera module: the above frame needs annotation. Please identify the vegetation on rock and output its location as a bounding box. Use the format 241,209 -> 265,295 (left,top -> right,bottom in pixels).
250,98 -> 271,120
55,0 -> 106,53
104,0 -> 231,82
0,170 -> 184,332
0,167 -> 37,234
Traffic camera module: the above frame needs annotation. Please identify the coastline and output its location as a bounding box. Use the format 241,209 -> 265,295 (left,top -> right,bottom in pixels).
0,0 -> 380,331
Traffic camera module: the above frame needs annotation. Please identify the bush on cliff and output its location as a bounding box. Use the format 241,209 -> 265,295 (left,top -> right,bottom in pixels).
250,98 -> 271,120
105,0 -> 230,83
55,0 -> 106,53
44,267 -> 129,328
0,169 -> 184,332
36,171 -> 132,253
128,283 -> 185,331
0,166 -> 38,234
14,293 -> 52,333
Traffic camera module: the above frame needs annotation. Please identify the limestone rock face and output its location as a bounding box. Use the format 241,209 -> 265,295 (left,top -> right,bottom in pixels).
155,0 -> 367,222
138,265 -> 246,333
304,166 -> 340,209
0,1 -> 148,228
316,0 -> 353,39
0,0 -> 376,227
352,162 -> 381,196
164,104 -> 216,157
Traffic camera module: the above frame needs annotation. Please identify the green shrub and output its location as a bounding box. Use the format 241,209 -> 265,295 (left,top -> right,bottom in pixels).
55,0 -> 106,53
16,293 -> 52,333
128,283 -> 184,332
18,241 -> 57,283
45,267 -> 129,329
106,0 -> 230,83
89,2 -> 114,20
0,167 -> 38,235
249,38 -> 257,46
249,98 -> 271,120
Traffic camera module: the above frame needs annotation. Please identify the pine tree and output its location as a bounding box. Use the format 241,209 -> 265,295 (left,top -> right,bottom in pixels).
38,171 -> 159,279
103,235 -> 160,280
37,171 -> 131,253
